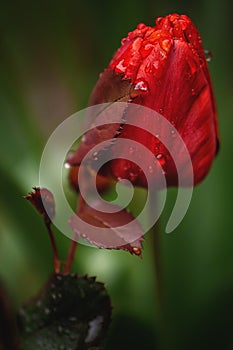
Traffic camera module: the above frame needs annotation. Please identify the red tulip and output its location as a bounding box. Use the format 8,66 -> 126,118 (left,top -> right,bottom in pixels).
68,13 -> 219,188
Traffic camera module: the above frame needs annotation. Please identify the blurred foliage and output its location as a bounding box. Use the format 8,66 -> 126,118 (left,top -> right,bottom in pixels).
0,0 -> 233,349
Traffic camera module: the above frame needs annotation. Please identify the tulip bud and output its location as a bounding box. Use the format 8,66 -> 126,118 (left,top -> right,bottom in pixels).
69,14 -> 219,187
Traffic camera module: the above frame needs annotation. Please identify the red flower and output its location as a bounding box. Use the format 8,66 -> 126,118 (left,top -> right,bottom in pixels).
69,14 -> 219,188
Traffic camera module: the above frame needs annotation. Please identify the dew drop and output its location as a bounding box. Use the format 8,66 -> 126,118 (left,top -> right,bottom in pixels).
170,119 -> 176,126
171,129 -> 176,138
159,108 -> 164,115
129,146 -> 135,155
51,293 -> 57,300
145,61 -> 152,73
64,162 -> 71,169
191,88 -> 196,96
137,23 -> 146,30
57,326 -> 63,334
148,165 -> 153,174
44,308 -> 51,315
204,49 -> 212,62
129,172 -> 137,182
153,60 -> 159,70
133,247 -> 141,255
36,300 -> 42,307
81,233 -> 87,238
156,17 -> 163,25
69,316 -> 77,322
92,151 -> 98,161
185,72 -> 192,80
121,37 -> 127,45
160,39 -> 171,52
156,154 -> 166,167
134,80 -> 148,92
115,59 -> 126,73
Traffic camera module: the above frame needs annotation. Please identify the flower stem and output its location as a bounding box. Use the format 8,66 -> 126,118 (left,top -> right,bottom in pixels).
149,190 -> 164,316
63,196 -> 85,273
45,221 -> 61,274
152,219 -> 164,312
63,240 -> 77,274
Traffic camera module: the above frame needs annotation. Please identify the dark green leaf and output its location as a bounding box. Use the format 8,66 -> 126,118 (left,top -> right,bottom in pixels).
18,274 -> 111,350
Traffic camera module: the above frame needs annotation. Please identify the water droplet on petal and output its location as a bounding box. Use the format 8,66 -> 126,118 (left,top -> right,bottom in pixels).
129,172 -> 137,182
191,88 -> 196,96
145,61 -> 152,73
137,23 -> 146,30
115,59 -> 126,73
156,17 -> 163,25
159,108 -> 164,115
92,151 -> 98,161
64,162 -> 71,169
133,247 -> 141,255
121,37 -> 127,45
160,39 -> 171,52
185,72 -> 192,80
129,146 -> 135,155
148,165 -> 153,174
134,80 -> 148,92
153,60 -> 159,70
170,119 -> 176,126
204,49 -> 212,62
171,129 -> 176,138
156,154 -> 166,167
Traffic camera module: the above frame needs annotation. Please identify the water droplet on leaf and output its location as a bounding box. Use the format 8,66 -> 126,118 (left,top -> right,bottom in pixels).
44,308 -> 51,315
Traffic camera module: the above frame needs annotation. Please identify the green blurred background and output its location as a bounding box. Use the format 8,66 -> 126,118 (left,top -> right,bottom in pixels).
0,1 -> 232,349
